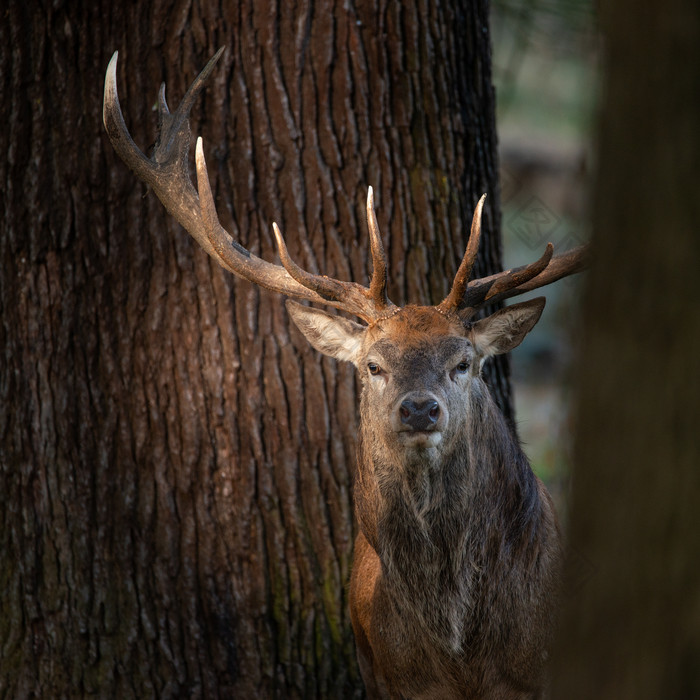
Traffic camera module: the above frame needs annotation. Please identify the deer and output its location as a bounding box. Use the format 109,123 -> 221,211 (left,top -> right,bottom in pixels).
103,49 -> 588,699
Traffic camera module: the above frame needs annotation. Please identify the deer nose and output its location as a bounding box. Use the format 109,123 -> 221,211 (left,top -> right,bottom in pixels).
399,398 -> 440,432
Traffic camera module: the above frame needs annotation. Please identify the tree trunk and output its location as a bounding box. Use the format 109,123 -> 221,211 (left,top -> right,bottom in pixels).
552,0 -> 700,697
0,1 -> 507,697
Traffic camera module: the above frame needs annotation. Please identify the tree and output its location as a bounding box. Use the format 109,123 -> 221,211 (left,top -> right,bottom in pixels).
0,1 -> 509,697
552,0 -> 700,697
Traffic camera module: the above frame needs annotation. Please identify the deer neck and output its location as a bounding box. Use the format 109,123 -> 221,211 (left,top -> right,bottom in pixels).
355,387 -> 550,657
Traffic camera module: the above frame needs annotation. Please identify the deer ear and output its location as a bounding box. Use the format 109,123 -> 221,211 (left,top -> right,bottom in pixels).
467,297 -> 546,357
286,300 -> 366,364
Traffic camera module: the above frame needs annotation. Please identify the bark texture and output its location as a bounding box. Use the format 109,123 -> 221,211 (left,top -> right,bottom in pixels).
0,1 -> 507,697
552,0 -> 700,697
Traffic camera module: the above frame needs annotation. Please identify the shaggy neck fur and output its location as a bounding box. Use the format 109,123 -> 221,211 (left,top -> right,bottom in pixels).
355,377 -> 553,657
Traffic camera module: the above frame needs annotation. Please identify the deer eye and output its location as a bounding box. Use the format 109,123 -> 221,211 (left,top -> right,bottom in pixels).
455,360 -> 470,374
367,362 -> 382,376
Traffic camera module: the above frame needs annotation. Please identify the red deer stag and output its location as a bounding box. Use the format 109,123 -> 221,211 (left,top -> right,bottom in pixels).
104,50 -> 588,699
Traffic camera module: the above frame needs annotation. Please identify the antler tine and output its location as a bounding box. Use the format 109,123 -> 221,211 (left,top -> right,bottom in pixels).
103,53 -> 153,181
193,138 -> 259,274
366,187 -> 392,310
439,194 -> 487,312
271,221 -> 353,302
484,242 -> 554,302
155,47 -> 225,162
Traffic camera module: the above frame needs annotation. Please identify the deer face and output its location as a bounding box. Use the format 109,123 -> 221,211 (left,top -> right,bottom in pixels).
287,298 -> 545,462
359,311 -> 476,460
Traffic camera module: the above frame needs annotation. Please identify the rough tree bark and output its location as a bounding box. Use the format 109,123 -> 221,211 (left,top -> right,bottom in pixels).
0,1 -> 508,697
552,0 -> 700,697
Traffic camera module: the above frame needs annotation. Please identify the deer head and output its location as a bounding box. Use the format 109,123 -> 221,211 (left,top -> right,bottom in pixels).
285,195 -> 547,469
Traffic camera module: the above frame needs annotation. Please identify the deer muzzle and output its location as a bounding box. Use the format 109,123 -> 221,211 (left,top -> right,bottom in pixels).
399,398 -> 440,431
394,393 -> 446,448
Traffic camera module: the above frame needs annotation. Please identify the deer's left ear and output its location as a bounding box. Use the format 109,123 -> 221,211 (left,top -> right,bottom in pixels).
465,297 -> 546,357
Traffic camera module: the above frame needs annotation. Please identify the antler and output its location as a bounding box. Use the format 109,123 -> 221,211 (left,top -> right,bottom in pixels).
104,50 -> 588,326
440,194 -> 589,318
103,50 -> 396,323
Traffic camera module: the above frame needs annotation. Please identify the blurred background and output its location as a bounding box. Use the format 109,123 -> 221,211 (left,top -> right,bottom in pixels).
490,0 -> 599,517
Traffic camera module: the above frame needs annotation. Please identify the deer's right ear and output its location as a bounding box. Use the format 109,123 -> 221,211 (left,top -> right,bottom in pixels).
286,300 -> 366,364
467,297 -> 546,357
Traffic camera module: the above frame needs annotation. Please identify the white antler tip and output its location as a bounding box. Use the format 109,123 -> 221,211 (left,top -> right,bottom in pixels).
473,193 -> 487,222
272,222 -> 291,259
195,137 -> 205,165
104,52 -> 119,93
